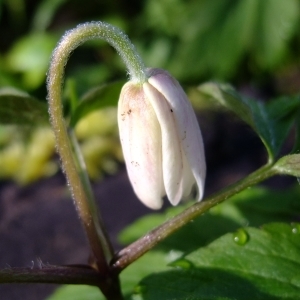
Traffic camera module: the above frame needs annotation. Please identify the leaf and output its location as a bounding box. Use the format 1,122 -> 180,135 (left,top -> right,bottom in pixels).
32,0 -> 68,32
197,83 -> 300,160
6,33 -> 57,89
274,154 -> 300,177
45,285 -> 103,300
70,81 -> 124,127
253,0 -> 300,68
0,87 -> 48,125
166,0 -> 300,79
196,82 -> 254,126
119,187 -> 300,253
138,223 -> 300,300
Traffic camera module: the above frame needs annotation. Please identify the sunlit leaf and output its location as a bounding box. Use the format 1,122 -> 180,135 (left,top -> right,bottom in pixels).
45,285 -> 103,300
138,223 -> 300,300
0,87 -> 48,124
6,33 -> 57,89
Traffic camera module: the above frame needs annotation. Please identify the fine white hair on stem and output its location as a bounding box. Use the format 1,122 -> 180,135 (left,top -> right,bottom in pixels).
46,21 -> 148,271
47,21 -> 147,88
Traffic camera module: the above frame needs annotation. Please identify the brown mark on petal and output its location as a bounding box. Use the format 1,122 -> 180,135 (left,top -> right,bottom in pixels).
170,109 -> 173,112
121,112 -> 126,121
127,109 -> 132,115
131,161 -> 140,167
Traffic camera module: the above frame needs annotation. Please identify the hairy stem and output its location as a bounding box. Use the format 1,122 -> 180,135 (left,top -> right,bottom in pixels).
0,265 -> 102,286
0,264 -> 123,299
69,128 -> 114,259
112,163 -> 277,272
47,22 -> 147,270
47,21 -> 146,299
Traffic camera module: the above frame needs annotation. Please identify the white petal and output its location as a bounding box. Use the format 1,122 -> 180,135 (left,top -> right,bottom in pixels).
148,70 -> 206,200
143,82 -> 183,206
118,82 -> 164,209
181,150 -> 195,199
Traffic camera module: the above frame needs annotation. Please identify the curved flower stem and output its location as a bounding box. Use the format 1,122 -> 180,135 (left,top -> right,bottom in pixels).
112,163 -> 278,272
47,22 -> 145,299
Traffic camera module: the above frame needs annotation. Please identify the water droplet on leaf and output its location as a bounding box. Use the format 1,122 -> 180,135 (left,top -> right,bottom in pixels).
233,228 -> 249,245
291,223 -> 300,234
169,258 -> 193,269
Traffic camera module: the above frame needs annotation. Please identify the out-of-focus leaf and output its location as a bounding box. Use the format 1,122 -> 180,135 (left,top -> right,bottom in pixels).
146,0 -> 300,80
46,285 -> 103,300
0,87 -> 48,124
253,0 -> 299,68
32,0 -> 68,32
6,33 -> 57,89
138,223 -> 300,300
144,0 -> 187,36
66,63 -> 111,97
197,83 -> 300,160
3,0 -> 26,26
119,186 -> 300,253
70,81 -> 124,127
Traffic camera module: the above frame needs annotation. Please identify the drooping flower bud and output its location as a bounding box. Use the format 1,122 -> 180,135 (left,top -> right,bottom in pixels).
118,68 -> 206,209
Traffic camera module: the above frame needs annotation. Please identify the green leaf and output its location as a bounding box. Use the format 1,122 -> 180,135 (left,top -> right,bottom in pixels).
248,96 -> 299,160
166,0 -> 300,79
6,33 -> 57,89
70,81 -> 124,127
46,285 -> 103,300
119,187 -> 300,253
196,82 -> 254,126
0,87 -> 48,125
32,0 -> 68,32
274,154 -> 300,177
138,223 -> 300,300
197,83 -> 300,160
253,0 -> 300,68
120,251 -> 173,297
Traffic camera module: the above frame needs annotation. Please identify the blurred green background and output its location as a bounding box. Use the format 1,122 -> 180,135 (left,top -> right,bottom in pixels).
0,0 -> 300,183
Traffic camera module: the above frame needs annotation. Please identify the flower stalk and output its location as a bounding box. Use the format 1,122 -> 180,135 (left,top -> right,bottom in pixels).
47,21 -> 147,299
112,163 -> 278,272
46,20 -> 282,299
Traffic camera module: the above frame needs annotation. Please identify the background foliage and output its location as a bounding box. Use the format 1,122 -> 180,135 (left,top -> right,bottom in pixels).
1,0 -> 300,299
1,0 -> 300,183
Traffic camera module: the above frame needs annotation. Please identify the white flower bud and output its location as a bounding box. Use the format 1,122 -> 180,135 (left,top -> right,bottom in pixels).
118,68 -> 206,209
